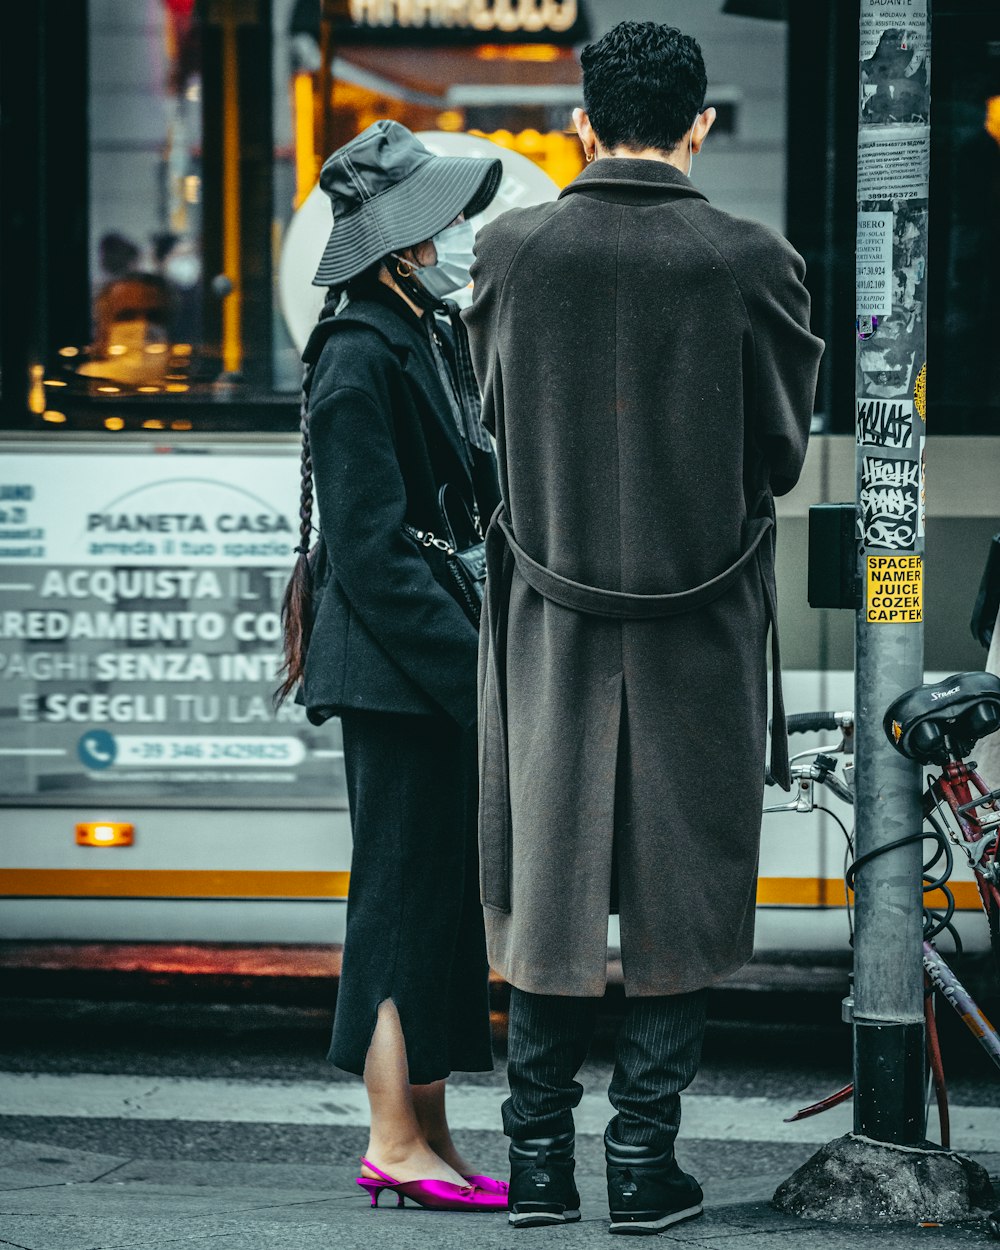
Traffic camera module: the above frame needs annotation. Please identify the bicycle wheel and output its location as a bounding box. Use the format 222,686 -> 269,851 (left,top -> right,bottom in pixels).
985,877 -> 1000,987
974,869 -> 1000,987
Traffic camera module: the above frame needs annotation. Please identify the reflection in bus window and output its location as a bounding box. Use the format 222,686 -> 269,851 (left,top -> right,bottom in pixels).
78,277 -> 173,388
52,0 -> 209,400
24,0 -> 794,432
44,0 -> 321,415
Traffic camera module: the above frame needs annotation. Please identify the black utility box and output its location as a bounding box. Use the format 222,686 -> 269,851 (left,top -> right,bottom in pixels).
808,503 -> 860,610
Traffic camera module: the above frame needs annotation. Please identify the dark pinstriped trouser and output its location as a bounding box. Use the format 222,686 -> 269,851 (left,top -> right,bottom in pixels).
502,988 -> 709,1150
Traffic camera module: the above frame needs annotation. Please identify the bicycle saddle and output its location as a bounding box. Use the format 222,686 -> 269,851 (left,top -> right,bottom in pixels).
883,671 -> 1000,764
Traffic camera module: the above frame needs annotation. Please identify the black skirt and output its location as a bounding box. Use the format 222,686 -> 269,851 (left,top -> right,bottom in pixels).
329,709 -> 493,1084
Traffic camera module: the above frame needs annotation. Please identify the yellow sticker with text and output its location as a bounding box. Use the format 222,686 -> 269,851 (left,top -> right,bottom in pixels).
866,554 -> 922,624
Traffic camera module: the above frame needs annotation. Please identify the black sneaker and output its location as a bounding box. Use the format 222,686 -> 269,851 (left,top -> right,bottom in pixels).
605,1129 -> 703,1235
508,1131 -> 582,1228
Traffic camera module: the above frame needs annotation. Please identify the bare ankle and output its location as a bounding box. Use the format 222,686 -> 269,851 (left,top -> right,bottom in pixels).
426,1139 -> 471,1172
365,1136 -> 424,1166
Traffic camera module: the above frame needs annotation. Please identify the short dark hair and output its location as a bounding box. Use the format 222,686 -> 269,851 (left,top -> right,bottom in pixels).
581,21 -> 707,154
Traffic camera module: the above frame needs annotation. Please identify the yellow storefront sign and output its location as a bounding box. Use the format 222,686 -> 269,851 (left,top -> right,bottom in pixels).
866,554 -> 922,624
349,0 -> 578,32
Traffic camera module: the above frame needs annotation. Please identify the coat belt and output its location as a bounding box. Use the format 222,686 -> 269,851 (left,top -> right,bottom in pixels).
494,510 -> 774,619
482,493 -> 791,841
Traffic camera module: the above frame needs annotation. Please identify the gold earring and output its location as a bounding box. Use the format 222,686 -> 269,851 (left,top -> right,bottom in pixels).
586,150 -> 595,163
395,258 -> 415,278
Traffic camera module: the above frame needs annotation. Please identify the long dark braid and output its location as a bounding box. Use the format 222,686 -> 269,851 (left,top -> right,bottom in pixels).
275,393 -> 316,706
275,280 -> 351,707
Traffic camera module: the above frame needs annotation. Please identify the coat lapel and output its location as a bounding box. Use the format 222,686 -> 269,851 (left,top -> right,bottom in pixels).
402,328 -> 473,477
324,296 -> 474,486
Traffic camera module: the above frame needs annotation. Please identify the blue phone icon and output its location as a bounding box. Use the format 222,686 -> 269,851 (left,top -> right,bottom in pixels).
78,730 -> 118,770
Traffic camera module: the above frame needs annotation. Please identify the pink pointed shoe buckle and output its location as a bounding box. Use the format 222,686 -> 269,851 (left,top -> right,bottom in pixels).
356,1158 -> 508,1212
463,1173 -> 509,1196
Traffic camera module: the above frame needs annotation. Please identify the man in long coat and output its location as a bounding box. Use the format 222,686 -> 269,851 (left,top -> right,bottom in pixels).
464,20 -> 824,1235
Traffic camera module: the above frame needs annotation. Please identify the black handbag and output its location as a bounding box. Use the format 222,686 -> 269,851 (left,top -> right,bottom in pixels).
403,484 -> 486,626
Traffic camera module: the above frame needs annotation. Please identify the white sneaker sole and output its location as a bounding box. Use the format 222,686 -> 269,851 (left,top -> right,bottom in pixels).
608,1203 -> 703,1234
509,1209 -> 582,1227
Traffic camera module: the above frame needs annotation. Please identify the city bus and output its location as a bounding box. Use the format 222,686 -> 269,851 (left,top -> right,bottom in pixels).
1,0 -> 996,965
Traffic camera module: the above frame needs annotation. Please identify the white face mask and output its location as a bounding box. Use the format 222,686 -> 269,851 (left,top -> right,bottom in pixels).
412,219 -> 477,298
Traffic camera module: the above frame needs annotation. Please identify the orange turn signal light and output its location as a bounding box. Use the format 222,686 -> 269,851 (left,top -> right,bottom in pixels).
76,822 -> 134,847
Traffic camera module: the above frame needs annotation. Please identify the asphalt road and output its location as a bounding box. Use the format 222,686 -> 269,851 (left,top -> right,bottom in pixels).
1,991 -> 998,1249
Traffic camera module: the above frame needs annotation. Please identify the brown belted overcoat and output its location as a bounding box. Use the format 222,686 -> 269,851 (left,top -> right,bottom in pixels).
464,160 -> 824,998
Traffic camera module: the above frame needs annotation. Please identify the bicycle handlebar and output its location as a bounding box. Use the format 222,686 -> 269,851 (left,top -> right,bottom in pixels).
785,712 -> 841,734
764,758 -> 855,805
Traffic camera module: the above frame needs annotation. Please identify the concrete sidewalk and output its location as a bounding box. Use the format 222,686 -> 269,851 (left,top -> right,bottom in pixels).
1,1131 -> 996,1249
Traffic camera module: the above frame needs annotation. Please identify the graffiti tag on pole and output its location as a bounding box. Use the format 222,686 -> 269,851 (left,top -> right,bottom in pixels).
856,399 -> 914,448
860,454 -> 920,550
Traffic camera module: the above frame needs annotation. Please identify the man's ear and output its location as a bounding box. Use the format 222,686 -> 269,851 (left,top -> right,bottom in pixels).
690,106 -> 717,156
572,107 -> 597,159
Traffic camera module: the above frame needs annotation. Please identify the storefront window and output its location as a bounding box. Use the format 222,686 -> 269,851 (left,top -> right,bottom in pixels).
29,0 -> 305,429
7,0 -> 793,433
15,1 -> 996,437
62,2 -> 208,404
29,0 -> 594,430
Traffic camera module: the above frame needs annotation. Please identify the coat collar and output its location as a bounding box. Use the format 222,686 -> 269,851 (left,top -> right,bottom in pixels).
303,282 -> 424,367
352,278 -> 426,334
305,292 -> 473,484
558,158 -> 708,204
354,295 -> 474,477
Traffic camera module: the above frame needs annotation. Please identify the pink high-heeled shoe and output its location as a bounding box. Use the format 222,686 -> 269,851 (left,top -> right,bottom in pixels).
356,1157 -> 508,1212
463,1173 -> 509,1196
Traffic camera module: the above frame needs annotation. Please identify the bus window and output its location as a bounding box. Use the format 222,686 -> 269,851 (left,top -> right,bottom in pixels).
70,2 -> 211,406
24,0 -> 307,431
6,0 -> 794,434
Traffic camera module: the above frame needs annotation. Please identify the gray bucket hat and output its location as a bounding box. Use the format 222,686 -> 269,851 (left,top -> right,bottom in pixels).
312,120 -> 503,287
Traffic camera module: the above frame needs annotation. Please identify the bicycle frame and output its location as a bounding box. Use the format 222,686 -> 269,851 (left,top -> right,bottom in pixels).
926,762 -> 1000,912
923,941 -> 1000,1069
766,725 -> 1000,1137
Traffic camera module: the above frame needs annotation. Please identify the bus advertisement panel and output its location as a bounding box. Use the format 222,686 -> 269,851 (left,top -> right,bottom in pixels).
0,444 -> 346,808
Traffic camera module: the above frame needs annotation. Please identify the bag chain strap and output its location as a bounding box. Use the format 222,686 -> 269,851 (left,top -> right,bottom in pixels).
403,523 -> 455,555
403,507 -> 483,555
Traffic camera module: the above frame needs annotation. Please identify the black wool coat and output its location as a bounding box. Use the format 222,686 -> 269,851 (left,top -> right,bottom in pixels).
464,159 -> 824,998
301,285 -> 500,730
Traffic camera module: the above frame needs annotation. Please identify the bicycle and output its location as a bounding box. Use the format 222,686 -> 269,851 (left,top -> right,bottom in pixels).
764,671 -> 1000,1144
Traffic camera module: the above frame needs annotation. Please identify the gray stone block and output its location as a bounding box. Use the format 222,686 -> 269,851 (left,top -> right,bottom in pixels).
773,1133 -> 996,1223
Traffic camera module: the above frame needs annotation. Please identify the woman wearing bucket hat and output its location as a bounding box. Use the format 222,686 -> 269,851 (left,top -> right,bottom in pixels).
277,121 -> 506,1212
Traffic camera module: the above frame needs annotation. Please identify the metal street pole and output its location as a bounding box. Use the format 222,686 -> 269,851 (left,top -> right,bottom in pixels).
852,0 -> 932,1145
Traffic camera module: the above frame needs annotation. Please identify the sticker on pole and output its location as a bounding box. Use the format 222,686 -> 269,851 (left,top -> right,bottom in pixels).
866,555 -> 922,624
856,212 -> 893,318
